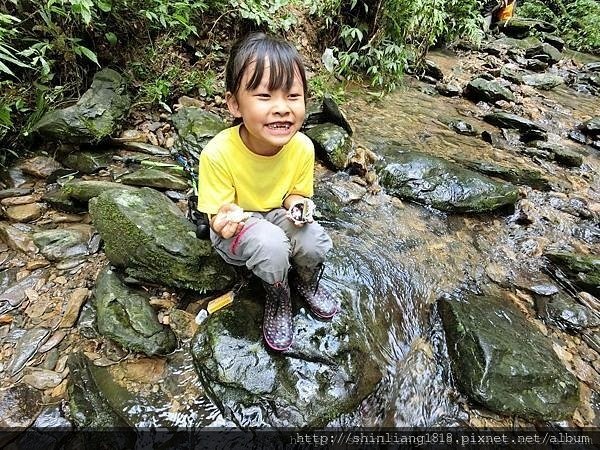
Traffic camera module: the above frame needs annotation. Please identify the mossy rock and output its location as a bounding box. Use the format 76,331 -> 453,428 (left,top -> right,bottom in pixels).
457,158 -> 551,191
61,180 -> 137,203
172,107 -> 228,157
62,151 -> 113,174
119,167 -> 190,191
191,284 -> 381,428
93,266 -> 177,355
545,251 -> 600,297
379,151 -> 519,212
439,294 -> 579,421
89,187 -> 235,292
305,123 -> 352,171
31,69 -> 130,144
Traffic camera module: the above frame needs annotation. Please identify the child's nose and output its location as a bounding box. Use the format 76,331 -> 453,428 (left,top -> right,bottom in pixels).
272,96 -> 291,115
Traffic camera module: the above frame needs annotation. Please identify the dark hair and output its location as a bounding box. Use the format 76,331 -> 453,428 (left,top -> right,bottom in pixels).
225,32 -> 307,98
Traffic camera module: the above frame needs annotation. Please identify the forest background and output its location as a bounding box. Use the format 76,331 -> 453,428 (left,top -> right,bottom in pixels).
1,0 -> 599,160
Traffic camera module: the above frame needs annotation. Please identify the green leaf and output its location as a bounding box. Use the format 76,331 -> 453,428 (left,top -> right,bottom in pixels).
0,60 -> 16,77
105,31 -> 117,45
75,45 -> 99,65
97,0 -> 112,12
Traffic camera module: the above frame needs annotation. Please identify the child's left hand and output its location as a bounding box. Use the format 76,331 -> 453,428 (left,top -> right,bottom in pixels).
286,198 -> 315,227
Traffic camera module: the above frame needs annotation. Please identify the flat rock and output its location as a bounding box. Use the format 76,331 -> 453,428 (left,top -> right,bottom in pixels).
119,167 -> 190,190
0,222 -> 38,255
5,203 -> 45,222
19,157 -> 63,179
0,384 -> 43,427
464,78 -> 516,104
32,227 -> 91,262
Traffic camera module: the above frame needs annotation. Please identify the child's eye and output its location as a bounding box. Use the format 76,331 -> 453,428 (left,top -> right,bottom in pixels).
288,93 -> 302,100
256,93 -> 271,98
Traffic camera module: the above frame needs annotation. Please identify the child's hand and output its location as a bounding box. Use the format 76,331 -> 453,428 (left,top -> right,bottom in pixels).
212,203 -> 248,239
286,198 -> 315,227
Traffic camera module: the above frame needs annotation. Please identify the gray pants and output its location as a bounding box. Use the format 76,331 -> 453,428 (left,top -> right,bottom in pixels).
210,208 -> 333,284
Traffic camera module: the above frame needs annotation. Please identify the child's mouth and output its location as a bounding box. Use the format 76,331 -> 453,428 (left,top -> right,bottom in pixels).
266,122 -> 292,131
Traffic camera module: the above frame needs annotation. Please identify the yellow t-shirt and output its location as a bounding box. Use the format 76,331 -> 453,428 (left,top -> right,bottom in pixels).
197,125 -> 314,214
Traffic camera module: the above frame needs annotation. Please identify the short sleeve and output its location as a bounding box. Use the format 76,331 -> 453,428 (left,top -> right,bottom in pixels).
287,135 -> 314,198
197,150 -> 235,215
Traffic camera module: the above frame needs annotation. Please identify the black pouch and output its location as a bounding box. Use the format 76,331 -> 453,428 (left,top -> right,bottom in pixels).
188,195 -> 210,240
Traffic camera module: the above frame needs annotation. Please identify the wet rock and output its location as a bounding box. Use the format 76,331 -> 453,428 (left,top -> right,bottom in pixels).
496,18 -> 556,39
32,227 -> 90,262
583,61 -> 600,72
305,123 -> 352,171
579,117 -> 600,137
89,187 -> 235,291
22,367 -> 66,390
93,267 -> 176,356
464,78 -> 515,104
172,107 -> 228,158
483,111 -> 546,136
0,269 -> 47,314
0,384 -> 43,427
542,34 -> 565,52
545,251 -> 600,297
62,151 -> 113,174
448,120 -> 478,136
423,59 -> 444,81
321,173 -> 367,205
31,68 -> 130,144
5,203 -> 45,222
304,95 -> 353,136
568,129 -> 588,144
5,327 -> 51,376
439,293 -> 579,421
19,157 -> 63,179
524,58 -> 549,72
59,288 -> 90,328
0,187 -> 33,199
119,167 -> 190,191
525,43 -> 562,66
168,308 -> 198,340
536,292 -> 600,331
191,285 -> 381,428
67,353 -> 134,433
42,189 -> 84,214
522,73 -> 564,90
500,64 -> 526,84
435,81 -> 462,97
0,222 -> 38,254
379,151 -> 519,213
61,180 -> 137,203
527,141 -> 583,168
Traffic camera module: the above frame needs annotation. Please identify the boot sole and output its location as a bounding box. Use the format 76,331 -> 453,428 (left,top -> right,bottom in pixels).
263,330 -> 292,351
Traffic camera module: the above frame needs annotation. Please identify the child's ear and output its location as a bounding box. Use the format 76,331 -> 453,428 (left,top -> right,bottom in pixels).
226,92 -> 242,118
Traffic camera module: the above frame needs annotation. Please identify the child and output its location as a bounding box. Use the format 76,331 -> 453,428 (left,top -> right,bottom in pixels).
197,32 -> 339,352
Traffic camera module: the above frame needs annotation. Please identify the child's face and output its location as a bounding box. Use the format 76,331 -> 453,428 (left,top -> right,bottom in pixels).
226,58 -> 305,156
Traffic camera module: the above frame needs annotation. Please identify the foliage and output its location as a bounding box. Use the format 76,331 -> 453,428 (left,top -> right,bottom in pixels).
518,0 -> 600,54
311,0 -> 482,92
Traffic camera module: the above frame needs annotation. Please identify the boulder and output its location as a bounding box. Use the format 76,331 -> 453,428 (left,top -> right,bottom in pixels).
31,69 -> 130,144
191,284 -> 381,428
483,111 -> 546,135
579,117 -> 600,137
464,78 -> 515,104
545,251 -> 600,297
378,151 -> 519,213
304,95 -> 353,136
61,180 -> 137,203
536,292 -> 600,331
119,167 -> 190,191
93,267 -> 177,355
305,123 -> 352,171
522,73 -> 564,90
525,43 -> 562,65
89,187 -> 235,291
439,294 -> 579,421
496,18 -> 556,39
172,107 -> 228,159
456,159 -> 551,191
528,141 -> 583,167
62,151 -> 113,174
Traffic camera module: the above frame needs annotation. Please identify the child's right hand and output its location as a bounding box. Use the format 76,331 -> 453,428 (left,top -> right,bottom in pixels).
211,203 -> 247,239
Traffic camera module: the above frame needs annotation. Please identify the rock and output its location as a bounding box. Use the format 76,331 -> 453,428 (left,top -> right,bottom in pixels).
568,129 -> 588,144
525,43 -> 562,65
579,117 -> 600,137
496,18 -> 556,39
305,123 -> 352,171
93,267 -> 176,356
528,141 -> 583,167
167,309 -> 198,340
119,167 -> 190,191
62,151 -> 113,174
457,159 -> 551,191
19,156 -> 63,179
1,195 -> 41,206
378,151 -> 519,213
59,287 -> 90,328
5,327 -> 51,376
191,285 -> 381,428
0,269 -> 47,314
545,251 -> 600,297
120,142 -> 170,156
22,368 -> 66,390
439,293 -> 579,421
464,78 -> 516,104
89,187 -> 235,291
435,81 -> 462,97
583,61 -> 600,72
32,227 -> 90,262
483,111 -> 546,135
31,68 -> 130,144
61,180 -> 137,203
304,95 -> 353,136
542,34 -> 565,51
67,353 -> 134,433
0,222 -> 38,255
0,384 -> 43,428
172,107 -> 228,158
500,64 -> 526,84
521,73 -> 564,90
42,189 -> 84,214
423,59 -> 444,81
5,203 -> 45,222
448,120 -> 478,136
0,188 -> 33,199
536,292 -> 600,331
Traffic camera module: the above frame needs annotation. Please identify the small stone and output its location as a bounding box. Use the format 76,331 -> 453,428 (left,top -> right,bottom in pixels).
5,203 -> 45,222
20,157 -> 63,179
1,195 -> 41,206
58,288 -> 90,328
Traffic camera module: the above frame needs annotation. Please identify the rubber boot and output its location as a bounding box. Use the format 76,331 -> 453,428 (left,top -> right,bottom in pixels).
262,280 -> 293,351
293,264 -> 338,319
